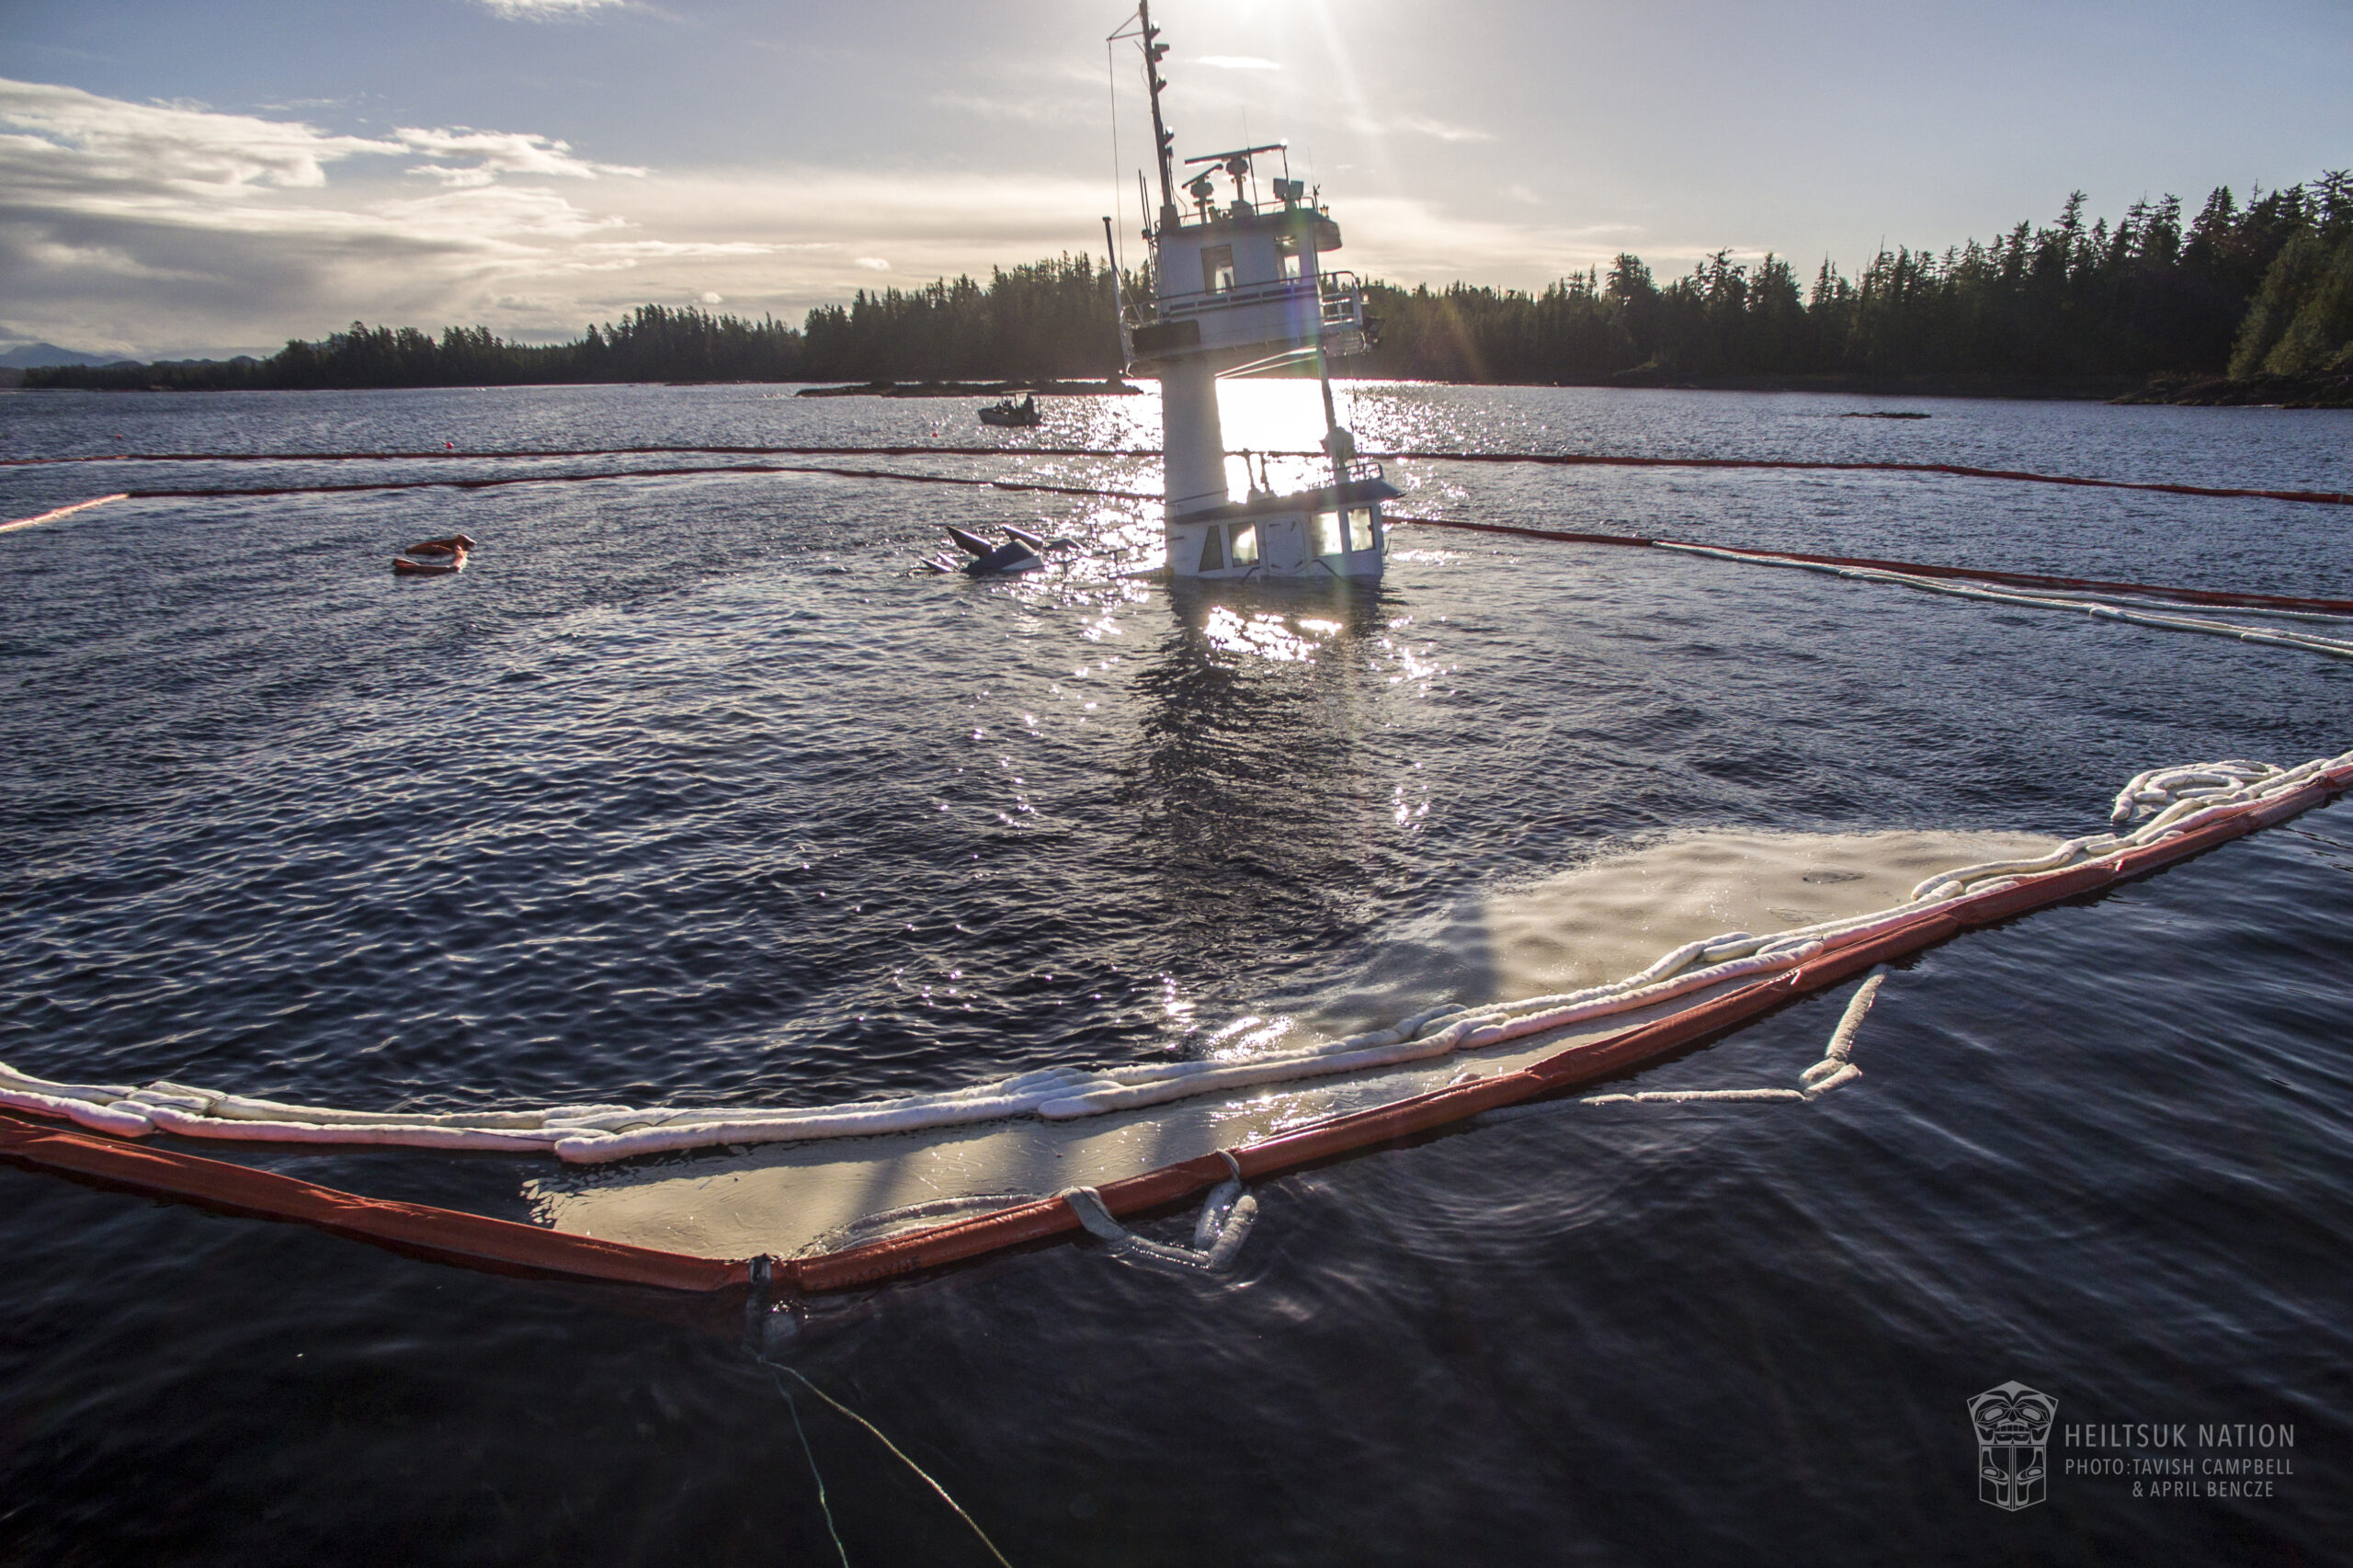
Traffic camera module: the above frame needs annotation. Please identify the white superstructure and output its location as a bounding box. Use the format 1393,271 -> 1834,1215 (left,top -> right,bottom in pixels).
1110,1 -> 1398,581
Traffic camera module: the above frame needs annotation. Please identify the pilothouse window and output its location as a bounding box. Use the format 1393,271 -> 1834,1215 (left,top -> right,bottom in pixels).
1347,507 -> 1376,552
1228,522 -> 1258,564
1277,235 -> 1303,281
1201,244 -> 1236,295
1311,511 -> 1344,558
1198,524 -> 1225,572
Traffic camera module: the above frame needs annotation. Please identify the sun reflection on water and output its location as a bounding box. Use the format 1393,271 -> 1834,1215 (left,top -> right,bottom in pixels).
1199,604 -> 1337,663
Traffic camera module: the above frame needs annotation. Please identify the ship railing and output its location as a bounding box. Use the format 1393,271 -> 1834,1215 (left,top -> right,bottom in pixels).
1301,455 -> 1384,491
1144,271 -> 1364,325
1156,275 -> 1322,318
1317,271 -> 1365,329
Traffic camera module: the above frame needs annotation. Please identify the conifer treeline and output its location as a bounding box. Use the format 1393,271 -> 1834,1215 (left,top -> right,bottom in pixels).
258,307 -> 808,388
34,257 -> 1124,392
799,256 -> 1121,381
1367,175 -> 2351,384
27,176 -> 2352,392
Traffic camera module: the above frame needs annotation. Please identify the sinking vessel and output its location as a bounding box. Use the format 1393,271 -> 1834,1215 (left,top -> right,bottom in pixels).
1110,1 -> 1399,581
922,524 -> 1052,576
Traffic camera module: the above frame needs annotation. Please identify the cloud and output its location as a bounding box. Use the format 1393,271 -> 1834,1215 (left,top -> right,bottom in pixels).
396,126 -> 646,185
1195,56 -> 1280,72
575,238 -> 780,257
0,79 -> 673,350
1394,113 -> 1496,144
0,78 -> 401,190
0,80 -> 645,199
474,0 -> 631,18
699,290 -> 722,303
854,256 -> 891,270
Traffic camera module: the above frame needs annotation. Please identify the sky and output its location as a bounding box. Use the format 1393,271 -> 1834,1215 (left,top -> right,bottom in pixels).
2,0 -> 2347,358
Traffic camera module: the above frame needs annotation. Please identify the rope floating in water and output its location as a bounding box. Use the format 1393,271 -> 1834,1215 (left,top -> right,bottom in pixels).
8,440 -> 2347,506
0,461 -> 1158,532
1652,542 -> 2353,659
760,1357 -> 1016,1568
1377,448 -> 2353,508
1399,517 -> 2353,618
0,443 -> 1165,469
110,461 -> 1157,506
1653,538 -> 2353,616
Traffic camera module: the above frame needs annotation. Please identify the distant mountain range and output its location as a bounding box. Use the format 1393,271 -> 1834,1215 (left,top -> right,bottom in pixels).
0,342 -> 140,369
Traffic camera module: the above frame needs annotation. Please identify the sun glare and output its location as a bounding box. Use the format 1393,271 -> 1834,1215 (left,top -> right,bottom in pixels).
1214,375 -> 1344,496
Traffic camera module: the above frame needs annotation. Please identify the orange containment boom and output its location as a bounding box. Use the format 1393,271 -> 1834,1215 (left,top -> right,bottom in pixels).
6,760 -> 2347,1297
0,1115 -> 751,1292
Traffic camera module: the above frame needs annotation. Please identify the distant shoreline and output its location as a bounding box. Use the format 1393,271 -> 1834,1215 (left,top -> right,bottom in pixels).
7,365 -> 2345,408
1532,369 -> 2349,407
2111,370 -> 2352,409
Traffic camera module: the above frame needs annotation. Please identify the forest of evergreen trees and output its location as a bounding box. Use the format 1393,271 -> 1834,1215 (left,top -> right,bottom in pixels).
1361,174 -> 2351,389
25,175 -> 2351,398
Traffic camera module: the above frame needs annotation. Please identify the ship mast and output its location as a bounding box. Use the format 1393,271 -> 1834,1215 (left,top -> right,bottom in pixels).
1138,0 -> 1178,224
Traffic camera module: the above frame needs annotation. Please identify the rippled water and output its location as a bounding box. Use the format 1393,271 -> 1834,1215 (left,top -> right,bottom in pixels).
3,382 -> 2349,1563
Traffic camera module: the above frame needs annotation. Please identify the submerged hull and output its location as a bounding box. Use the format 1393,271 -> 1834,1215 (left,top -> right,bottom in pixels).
1166,472 -> 1399,581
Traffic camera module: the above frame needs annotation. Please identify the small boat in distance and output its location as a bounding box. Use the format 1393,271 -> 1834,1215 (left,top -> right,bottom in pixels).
979,393 -> 1041,427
